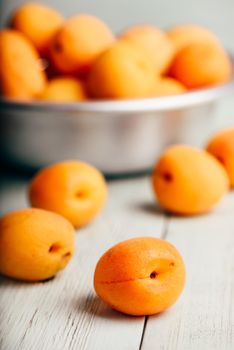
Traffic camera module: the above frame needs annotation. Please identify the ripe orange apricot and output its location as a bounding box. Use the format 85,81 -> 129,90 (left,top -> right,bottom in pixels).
0,208 -> 75,282
120,25 -> 174,74
167,24 -> 219,53
28,161 -> 108,228
152,77 -> 186,96
49,15 -> 115,74
94,237 -> 185,316
0,29 -> 46,99
11,2 -> 64,54
87,41 -> 155,99
152,145 -> 229,215
40,77 -> 87,102
169,42 -> 232,89
206,127 -> 234,187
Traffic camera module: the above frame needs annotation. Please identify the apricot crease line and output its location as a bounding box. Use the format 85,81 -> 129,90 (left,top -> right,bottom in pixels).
96,276 -> 157,285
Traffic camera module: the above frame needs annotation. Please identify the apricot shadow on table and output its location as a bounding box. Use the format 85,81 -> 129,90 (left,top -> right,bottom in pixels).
106,169 -> 151,181
132,201 -> 165,216
72,294 -> 144,321
134,200 -> 226,220
0,274 -> 56,288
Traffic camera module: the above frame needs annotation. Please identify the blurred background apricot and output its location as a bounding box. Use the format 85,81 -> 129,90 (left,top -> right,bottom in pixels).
169,42 -> 232,88
49,15 -> 114,75
206,127 -> 234,187
120,25 -> 174,74
87,41 -> 155,99
167,25 -> 219,53
40,77 -> 87,102
11,2 -> 64,54
0,29 -> 47,99
151,77 -> 186,96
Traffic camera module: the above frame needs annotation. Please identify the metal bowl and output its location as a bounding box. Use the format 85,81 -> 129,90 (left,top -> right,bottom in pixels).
1,66 -> 234,175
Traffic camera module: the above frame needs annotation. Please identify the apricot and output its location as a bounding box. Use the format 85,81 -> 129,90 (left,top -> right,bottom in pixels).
167,24 -> 219,53
152,145 -> 229,215
87,41 -> 155,99
120,25 -> 174,74
40,77 -> 87,102
206,127 -> 234,187
28,161 -> 108,228
11,2 -> 64,54
49,15 -> 115,74
152,77 -> 186,96
0,29 -> 46,99
169,42 -> 232,89
94,237 -> 185,316
0,208 -> 75,282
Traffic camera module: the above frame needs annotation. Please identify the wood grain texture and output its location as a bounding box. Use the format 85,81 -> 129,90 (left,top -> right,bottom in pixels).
0,174 -> 234,350
141,192 -> 234,350
0,176 -> 166,350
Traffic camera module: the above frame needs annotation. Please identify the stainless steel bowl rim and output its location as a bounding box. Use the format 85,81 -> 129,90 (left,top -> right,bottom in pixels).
1,78 -> 234,114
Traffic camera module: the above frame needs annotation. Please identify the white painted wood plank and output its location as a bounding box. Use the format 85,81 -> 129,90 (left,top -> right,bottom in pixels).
141,192 -> 234,350
0,176 -> 166,350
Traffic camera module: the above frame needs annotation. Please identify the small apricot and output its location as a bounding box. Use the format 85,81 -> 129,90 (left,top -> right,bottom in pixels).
49,15 -> 115,74
167,24 -> 219,53
152,145 -> 229,215
28,161 -> 108,228
169,42 -> 232,89
94,237 -> 185,316
87,41 -> 155,99
120,25 -> 174,74
11,2 -> 64,54
0,208 -> 75,282
40,77 -> 87,102
0,29 -> 46,99
152,77 -> 186,96
206,127 -> 234,187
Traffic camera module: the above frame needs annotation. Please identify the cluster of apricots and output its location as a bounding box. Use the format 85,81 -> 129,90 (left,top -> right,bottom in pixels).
0,162 -> 108,282
0,2 -> 232,101
0,127 -> 233,316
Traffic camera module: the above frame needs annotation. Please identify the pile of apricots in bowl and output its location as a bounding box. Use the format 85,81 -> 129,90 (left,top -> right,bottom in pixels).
0,2 -> 233,102
0,126 -> 233,316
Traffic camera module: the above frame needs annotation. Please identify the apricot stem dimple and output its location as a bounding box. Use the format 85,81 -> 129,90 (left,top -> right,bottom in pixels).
217,155 -> 225,165
75,190 -> 86,199
170,262 -> 175,267
163,172 -> 173,182
150,271 -> 158,279
53,41 -> 62,52
49,243 -> 61,253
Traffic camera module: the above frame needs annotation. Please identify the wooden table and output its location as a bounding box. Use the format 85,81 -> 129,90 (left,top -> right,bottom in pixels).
0,171 -> 233,350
